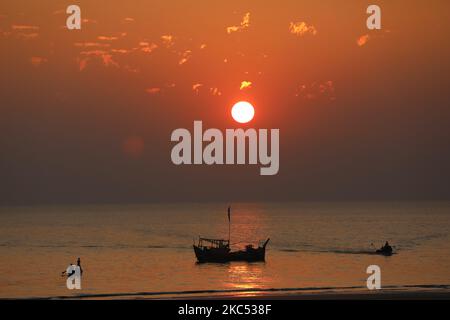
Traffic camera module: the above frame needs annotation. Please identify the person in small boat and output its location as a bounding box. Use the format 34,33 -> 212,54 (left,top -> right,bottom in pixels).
380,241 -> 392,253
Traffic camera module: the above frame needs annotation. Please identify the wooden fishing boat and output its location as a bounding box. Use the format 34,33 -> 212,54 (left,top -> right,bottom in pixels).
193,206 -> 270,263
193,237 -> 270,263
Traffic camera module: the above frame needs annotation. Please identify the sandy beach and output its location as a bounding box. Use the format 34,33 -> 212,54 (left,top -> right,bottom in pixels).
18,285 -> 450,300
192,289 -> 450,300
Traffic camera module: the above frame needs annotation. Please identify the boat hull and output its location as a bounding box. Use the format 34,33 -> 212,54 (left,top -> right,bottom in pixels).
375,249 -> 393,256
193,239 -> 270,263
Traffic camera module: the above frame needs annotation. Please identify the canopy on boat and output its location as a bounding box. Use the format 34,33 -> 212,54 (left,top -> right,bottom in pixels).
197,237 -> 230,248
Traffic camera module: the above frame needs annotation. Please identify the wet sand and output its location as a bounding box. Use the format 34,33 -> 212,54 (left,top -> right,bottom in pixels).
186,289 -> 450,300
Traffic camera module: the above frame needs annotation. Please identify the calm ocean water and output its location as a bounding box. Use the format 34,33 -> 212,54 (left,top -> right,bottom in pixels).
1,202 -> 450,298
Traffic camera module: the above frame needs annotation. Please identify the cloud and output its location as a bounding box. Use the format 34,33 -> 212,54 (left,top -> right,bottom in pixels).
82,18 -> 97,24
161,35 -> 174,47
289,22 -> 317,36
7,24 -> 40,40
12,25 -> 39,31
139,42 -> 158,53
192,83 -> 203,94
97,36 -> 119,41
74,42 -> 111,48
30,56 -> 47,67
145,87 -> 161,95
178,50 -> 192,65
226,12 -> 250,34
74,32 -> 140,70
240,81 -> 252,90
78,59 -> 88,71
123,17 -> 135,23
200,44 -> 207,49
98,54 -> 118,67
79,50 -> 107,56
357,34 -> 370,47
78,50 -> 119,70
209,87 -> 222,96
16,32 -> 39,40
111,49 -> 131,54
1,31 -> 11,38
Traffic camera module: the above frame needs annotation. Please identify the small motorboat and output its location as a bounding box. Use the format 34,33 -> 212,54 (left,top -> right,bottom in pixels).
375,242 -> 394,256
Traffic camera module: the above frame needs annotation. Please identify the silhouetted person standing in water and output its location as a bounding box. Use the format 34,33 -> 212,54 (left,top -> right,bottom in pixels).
77,257 -> 83,275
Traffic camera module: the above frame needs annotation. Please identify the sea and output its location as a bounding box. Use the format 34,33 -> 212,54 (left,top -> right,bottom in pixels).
1,202 -> 449,298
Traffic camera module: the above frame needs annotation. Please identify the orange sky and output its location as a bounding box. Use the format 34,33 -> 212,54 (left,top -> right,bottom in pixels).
1,1 -> 450,204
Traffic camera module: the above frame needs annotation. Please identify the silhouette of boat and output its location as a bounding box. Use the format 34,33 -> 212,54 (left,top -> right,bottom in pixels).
375,246 -> 393,256
193,206 -> 270,263
193,237 -> 270,263
372,241 -> 394,256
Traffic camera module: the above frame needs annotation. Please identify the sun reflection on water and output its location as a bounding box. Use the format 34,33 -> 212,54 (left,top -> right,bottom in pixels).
225,262 -> 269,291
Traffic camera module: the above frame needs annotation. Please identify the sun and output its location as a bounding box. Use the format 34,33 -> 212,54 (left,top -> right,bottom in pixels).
231,101 -> 255,123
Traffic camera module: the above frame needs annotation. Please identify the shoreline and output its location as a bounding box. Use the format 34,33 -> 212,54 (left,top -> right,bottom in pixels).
183,289 -> 450,300
8,286 -> 450,300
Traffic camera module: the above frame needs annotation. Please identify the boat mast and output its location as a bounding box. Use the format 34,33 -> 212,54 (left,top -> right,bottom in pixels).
227,206 -> 231,245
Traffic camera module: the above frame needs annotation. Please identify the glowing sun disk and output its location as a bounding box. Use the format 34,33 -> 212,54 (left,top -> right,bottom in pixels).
231,101 -> 255,123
